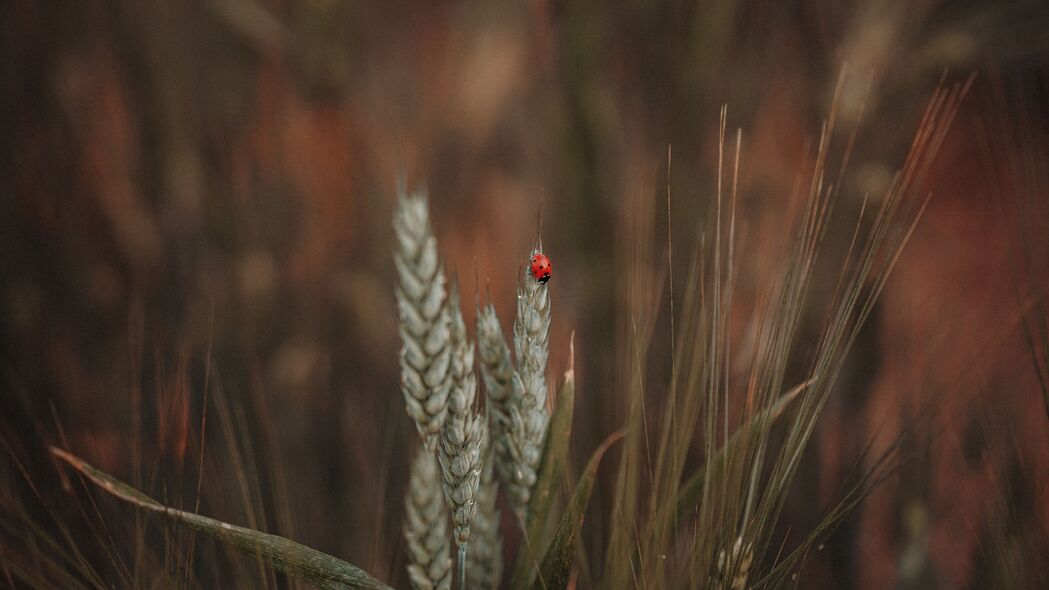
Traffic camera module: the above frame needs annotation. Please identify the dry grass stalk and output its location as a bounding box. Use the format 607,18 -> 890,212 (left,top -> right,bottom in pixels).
395,190 -> 452,449
404,446 -> 453,590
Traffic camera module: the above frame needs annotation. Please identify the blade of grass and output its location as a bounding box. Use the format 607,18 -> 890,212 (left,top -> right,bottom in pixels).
50,447 -> 392,590
671,379 -> 810,527
529,429 -> 626,590
754,423 -> 909,588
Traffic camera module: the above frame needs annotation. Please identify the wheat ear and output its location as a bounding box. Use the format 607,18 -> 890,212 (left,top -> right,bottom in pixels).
476,302 -> 518,492
437,286 -> 485,548
506,245 -> 552,518
404,446 -> 453,590
395,190 -> 452,449
466,428 -> 503,590
714,536 -> 754,590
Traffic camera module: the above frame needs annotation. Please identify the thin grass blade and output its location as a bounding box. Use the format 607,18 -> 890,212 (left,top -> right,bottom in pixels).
671,380 -> 809,526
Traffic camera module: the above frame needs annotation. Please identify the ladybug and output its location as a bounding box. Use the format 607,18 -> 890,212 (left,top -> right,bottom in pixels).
530,253 -> 552,284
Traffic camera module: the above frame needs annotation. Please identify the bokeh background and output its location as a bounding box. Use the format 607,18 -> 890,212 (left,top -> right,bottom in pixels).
2,0 -> 1048,588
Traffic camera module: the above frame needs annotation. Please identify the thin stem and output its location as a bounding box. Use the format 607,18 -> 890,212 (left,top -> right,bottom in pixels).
458,543 -> 467,590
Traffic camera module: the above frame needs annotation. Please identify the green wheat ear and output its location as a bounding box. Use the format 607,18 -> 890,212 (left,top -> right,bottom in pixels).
506,246 -> 552,519
476,301 -> 518,494
475,244 -> 554,522
467,427 -> 503,590
404,444 -> 453,590
394,188 -> 452,449
437,286 -> 485,549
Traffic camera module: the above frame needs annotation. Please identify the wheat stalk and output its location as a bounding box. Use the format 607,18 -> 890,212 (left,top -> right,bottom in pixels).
476,302 -> 518,492
395,190 -> 452,449
437,287 -> 485,548
506,246 -> 552,518
404,445 -> 453,590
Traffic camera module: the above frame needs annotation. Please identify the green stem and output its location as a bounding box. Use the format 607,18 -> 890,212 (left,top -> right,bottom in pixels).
458,543 -> 467,590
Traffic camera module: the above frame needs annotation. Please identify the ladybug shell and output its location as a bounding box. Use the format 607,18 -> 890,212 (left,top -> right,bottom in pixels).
530,253 -> 552,284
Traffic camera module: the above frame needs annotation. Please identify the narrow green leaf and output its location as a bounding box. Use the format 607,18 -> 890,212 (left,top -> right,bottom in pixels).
671,380 -> 810,526
50,447 -> 393,590
531,429 -> 626,590
510,365 -> 575,590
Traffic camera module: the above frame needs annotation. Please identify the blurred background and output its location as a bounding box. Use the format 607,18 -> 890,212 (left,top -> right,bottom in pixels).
1,0 -> 1048,588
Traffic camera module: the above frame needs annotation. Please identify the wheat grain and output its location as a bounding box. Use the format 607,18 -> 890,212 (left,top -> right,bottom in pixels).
395,190 -> 452,449
437,287 -> 485,546
506,246 -> 551,517
405,445 -> 453,590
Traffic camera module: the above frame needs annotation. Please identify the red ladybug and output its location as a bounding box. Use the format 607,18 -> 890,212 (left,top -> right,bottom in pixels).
530,253 -> 552,284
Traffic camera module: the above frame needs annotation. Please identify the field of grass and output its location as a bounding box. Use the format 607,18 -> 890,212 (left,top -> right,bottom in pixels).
1,1 -> 1048,588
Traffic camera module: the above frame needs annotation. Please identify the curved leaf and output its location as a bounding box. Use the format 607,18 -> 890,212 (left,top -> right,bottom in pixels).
531,429 -> 625,590
50,447 -> 392,590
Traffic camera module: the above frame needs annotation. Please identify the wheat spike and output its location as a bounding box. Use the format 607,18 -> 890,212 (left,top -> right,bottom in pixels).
506,246 -> 551,517
437,287 -> 485,546
714,536 -> 753,590
395,190 -> 452,449
405,446 -> 453,590
466,428 -> 503,589
476,302 -> 518,491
